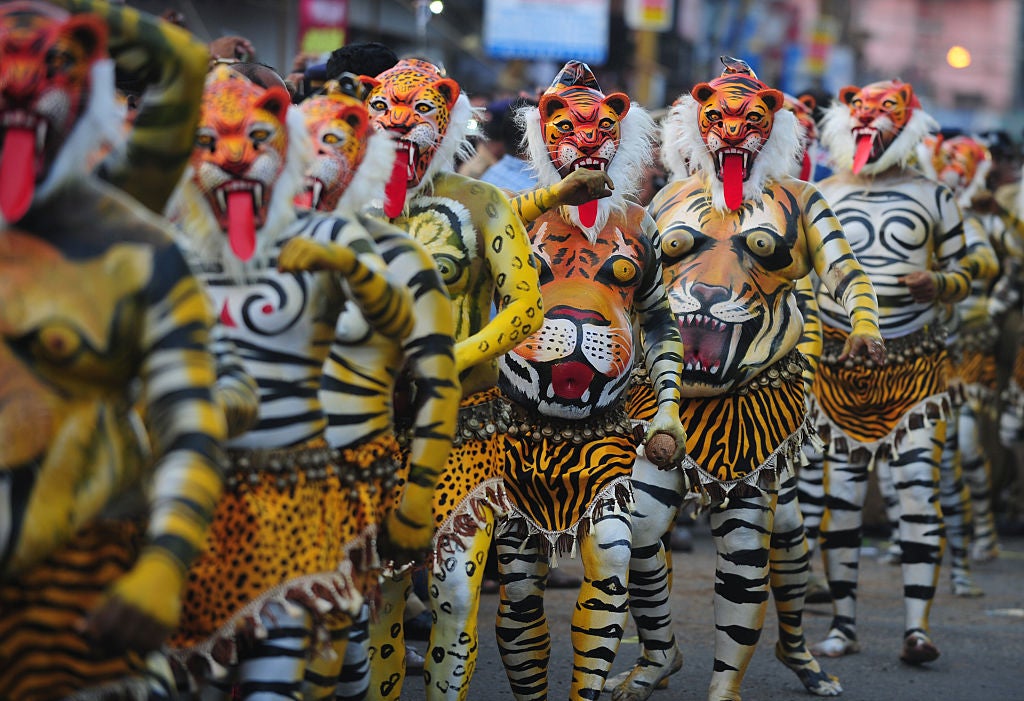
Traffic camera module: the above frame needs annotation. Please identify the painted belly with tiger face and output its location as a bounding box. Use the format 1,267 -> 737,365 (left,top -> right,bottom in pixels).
651,176 -> 837,396
499,206 -> 653,419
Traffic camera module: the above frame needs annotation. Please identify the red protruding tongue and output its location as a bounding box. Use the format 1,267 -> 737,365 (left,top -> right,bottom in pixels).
722,152 -> 744,211
227,190 -> 256,261
294,189 -> 314,210
0,128 -> 38,222
550,361 -> 595,400
384,148 -> 408,218
853,134 -> 874,174
799,152 -> 813,181
578,199 -> 597,228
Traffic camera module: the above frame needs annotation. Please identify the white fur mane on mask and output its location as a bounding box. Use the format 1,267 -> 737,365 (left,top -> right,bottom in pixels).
660,93 -> 800,211
333,127 -> 394,215
166,102 -> 313,281
820,100 -> 938,176
33,58 -> 123,207
522,99 -> 656,241
407,93 -> 478,201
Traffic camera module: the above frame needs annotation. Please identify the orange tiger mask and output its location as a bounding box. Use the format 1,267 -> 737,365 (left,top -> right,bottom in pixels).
837,79 -> 920,174
0,2 -> 106,221
934,135 -> 992,202
690,69 -> 783,210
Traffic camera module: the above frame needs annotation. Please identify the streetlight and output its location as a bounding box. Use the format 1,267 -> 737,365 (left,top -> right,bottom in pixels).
946,45 -> 971,69
429,0 -> 444,14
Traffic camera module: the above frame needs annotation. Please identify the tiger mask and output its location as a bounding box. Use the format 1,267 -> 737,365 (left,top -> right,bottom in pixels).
934,136 -> 992,209
0,1 -> 121,222
820,79 -> 938,176
362,59 -> 475,217
783,92 -> 818,180
297,74 -> 394,215
169,64 -> 311,270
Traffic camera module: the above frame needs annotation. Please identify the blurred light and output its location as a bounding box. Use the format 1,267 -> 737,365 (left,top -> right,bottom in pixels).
946,45 -> 971,69
429,0 -> 444,14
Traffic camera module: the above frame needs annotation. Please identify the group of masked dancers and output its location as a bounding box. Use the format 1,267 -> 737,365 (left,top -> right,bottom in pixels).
2,2 -> 1022,701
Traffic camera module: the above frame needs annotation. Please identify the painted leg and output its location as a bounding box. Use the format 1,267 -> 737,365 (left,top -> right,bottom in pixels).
875,456 -> 902,565
797,441 -> 831,603
336,604 -> 371,700
610,456 -> 685,701
813,448 -> 869,658
941,407 -> 981,596
367,572 -> 411,700
706,489 -> 776,701
771,474 -> 841,697
494,517 -> 551,701
302,619 -> 349,700
960,402 -> 1000,561
889,420 -> 946,665
424,509 -> 494,701
571,503 -> 633,701
236,600 -> 313,700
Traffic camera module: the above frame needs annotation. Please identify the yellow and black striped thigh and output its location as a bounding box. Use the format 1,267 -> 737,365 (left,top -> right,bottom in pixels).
0,519 -> 156,701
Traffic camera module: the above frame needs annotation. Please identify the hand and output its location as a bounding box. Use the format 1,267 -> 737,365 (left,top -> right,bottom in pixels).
644,407 -> 687,469
898,271 -> 938,303
839,333 -> 886,365
553,169 -> 614,207
78,551 -> 181,654
209,35 -> 256,63
277,238 -> 355,274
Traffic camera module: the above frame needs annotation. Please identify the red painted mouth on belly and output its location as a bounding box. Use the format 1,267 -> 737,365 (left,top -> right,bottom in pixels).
551,361 -> 595,400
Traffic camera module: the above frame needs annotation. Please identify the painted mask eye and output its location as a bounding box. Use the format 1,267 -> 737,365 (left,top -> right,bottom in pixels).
611,257 -> 639,284
433,254 -> 462,285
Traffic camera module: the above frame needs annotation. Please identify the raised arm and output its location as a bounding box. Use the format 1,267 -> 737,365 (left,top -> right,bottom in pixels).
54,0 -> 210,213
509,169 -> 614,225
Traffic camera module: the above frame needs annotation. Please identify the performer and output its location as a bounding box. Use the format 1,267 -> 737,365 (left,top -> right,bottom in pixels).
0,2 -> 226,698
810,79 -> 971,664
360,58 -> 543,701
164,64 -> 414,697
615,58 -> 882,701
296,75 -> 461,696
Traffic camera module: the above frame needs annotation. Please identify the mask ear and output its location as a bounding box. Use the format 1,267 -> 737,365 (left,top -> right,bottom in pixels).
539,94 -> 567,121
60,14 -> 108,66
358,75 -> 380,98
690,82 -> 715,103
758,88 -> 784,113
838,85 -> 860,106
798,93 -> 817,112
340,105 -> 369,140
432,77 -> 461,110
255,86 -> 292,124
603,92 -> 631,120
897,83 -> 916,109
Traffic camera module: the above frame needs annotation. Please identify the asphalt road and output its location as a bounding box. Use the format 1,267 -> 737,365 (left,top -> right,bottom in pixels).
400,519 -> 1024,700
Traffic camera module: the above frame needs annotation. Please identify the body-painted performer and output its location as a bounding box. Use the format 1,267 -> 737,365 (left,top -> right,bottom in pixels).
809,79 -> 971,664
359,58 -> 543,700
164,64 -> 414,697
487,60 -> 686,701
875,134 -> 1001,595
616,58 -> 883,701
0,2 -> 227,698
296,75 -> 461,697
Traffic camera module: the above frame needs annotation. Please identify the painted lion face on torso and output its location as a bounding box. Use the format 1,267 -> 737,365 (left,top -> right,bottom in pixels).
363,59 -> 459,191
499,207 -> 650,419
652,181 -> 810,396
297,79 -> 370,212
0,2 -> 105,221
838,80 -> 918,172
188,65 -> 291,261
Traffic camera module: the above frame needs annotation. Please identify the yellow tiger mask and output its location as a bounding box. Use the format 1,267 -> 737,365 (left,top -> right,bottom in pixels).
837,79 -> 919,174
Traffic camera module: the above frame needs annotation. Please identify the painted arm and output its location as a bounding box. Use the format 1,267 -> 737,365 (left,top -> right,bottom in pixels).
457,189 -> 543,372
635,216 -> 686,465
210,322 -> 259,439
509,169 -> 614,225
55,0 -> 209,213
88,243 -> 226,650
959,213 -> 999,283
795,274 -> 822,391
364,222 -> 460,559
803,186 -> 884,363
279,217 -> 414,341
909,185 -> 971,305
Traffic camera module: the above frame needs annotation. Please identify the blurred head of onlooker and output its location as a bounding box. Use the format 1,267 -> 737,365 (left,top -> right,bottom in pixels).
478,96 -> 540,193
326,42 -> 399,81
976,129 -> 1020,189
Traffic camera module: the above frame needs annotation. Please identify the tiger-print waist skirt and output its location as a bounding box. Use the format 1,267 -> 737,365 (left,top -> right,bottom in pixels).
500,397 -> 637,557
0,518 -> 173,701
168,435 -> 398,682
628,350 -> 810,501
812,324 -> 949,446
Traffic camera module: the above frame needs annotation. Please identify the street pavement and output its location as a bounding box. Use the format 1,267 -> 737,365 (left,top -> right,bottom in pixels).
400,518 -> 1024,700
